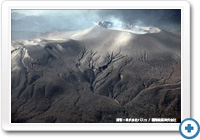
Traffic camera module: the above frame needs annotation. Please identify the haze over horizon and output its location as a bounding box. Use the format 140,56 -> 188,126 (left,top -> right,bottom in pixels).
12,9 -> 181,34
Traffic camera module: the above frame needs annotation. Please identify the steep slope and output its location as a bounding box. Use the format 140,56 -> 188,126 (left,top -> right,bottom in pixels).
11,26 -> 181,123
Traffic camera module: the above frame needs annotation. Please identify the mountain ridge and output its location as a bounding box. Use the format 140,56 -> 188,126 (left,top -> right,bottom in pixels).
11,26 -> 181,123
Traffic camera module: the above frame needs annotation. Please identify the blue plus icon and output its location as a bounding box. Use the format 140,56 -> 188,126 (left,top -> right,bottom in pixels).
185,124 -> 194,133
179,118 -> 200,139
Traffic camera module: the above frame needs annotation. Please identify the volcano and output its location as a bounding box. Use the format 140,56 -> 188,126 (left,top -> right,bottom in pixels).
11,25 -> 181,123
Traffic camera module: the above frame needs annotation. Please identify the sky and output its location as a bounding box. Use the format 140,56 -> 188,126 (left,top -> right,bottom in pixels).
11,9 -> 181,34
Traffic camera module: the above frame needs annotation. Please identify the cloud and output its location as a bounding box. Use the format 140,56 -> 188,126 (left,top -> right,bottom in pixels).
95,9 -> 181,31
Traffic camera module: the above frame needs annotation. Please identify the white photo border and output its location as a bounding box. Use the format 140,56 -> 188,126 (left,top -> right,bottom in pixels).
1,1 -> 190,131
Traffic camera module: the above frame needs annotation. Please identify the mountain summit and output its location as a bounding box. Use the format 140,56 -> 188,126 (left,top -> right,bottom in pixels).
11,26 -> 181,123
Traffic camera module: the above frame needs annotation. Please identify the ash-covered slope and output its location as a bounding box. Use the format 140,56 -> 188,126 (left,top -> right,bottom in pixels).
11,26 -> 181,123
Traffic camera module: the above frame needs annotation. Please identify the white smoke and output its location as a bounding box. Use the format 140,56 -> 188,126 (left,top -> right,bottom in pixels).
95,17 -> 161,34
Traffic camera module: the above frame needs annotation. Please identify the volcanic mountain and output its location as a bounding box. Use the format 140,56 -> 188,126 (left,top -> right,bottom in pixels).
11,26 -> 181,123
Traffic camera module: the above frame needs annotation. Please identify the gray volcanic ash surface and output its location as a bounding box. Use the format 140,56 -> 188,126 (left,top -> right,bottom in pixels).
11,26 -> 181,123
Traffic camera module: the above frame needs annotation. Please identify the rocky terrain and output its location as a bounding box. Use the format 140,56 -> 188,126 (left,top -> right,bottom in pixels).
11,26 -> 181,123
